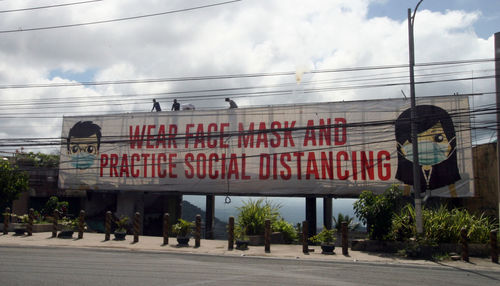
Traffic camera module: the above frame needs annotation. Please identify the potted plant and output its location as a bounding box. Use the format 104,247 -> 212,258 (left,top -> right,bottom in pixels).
234,227 -> 250,250
114,215 -> 129,240
172,219 -> 194,246
235,198 -> 281,246
309,227 -> 337,254
12,214 -> 29,235
58,217 -> 78,239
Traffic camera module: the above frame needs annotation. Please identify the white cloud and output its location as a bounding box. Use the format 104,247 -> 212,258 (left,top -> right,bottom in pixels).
0,0 -> 495,152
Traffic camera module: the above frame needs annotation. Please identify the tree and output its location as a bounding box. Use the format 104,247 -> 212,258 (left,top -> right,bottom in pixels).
333,213 -> 360,232
0,160 -> 29,211
15,152 -> 59,168
353,185 -> 404,240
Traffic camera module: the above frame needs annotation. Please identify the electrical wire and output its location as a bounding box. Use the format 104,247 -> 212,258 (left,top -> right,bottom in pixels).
0,0 -> 242,34
0,76 -> 496,116
0,102 -> 494,148
0,58 -> 494,90
1,68 -> 494,107
0,0 -> 103,14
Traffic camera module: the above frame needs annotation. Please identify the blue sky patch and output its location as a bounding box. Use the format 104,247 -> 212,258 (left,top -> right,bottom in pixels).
49,68 -> 98,83
367,0 -> 498,39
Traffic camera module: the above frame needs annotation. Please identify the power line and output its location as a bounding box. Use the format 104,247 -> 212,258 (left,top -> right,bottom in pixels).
0,75 -> 495,116
0,0 -> 103,14
0,103 -> 494,147
0,58 -> 494,90
0,0 -> 242,34
1,68 -> 494,107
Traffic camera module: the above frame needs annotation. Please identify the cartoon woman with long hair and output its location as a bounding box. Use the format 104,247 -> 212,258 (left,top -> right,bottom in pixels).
395,105 -> 461,197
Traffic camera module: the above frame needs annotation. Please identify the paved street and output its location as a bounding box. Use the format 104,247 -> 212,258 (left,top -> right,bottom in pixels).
1,246 -> 500,286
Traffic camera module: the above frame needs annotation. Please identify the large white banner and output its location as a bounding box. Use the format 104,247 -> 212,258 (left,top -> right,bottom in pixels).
58,95 -> 474,197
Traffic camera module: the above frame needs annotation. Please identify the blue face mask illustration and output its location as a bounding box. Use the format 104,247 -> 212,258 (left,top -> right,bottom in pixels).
399,137 -> 455,166
71,153 -> 96,169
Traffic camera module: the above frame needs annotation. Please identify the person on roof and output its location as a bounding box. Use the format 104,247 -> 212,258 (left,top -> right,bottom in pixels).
225,98 -> 237,109
171,99 -> 180,111
151,99 -> 162,112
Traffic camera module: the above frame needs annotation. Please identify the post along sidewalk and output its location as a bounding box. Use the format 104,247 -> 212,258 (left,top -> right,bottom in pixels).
1,232 -> 499,272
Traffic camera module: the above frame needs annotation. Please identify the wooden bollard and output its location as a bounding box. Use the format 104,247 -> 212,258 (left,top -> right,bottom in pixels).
461,228 -> 469,262
3,207 -> 10,235
133,212 -> 140,243
105,211 -> 111,241
227,216 -> 234,250
195,214 -> 201,248
302,221 -> 309,254
341,221 -> 348,255
491,230 -> 498,263
265,219 -> 271,253
27,208 -> 34,236
163,213 -> 169,245
52,210 -> 59,238
78,210 -> 85,239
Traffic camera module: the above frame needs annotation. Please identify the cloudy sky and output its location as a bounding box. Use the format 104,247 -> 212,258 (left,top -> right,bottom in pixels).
0,0 -> 498,155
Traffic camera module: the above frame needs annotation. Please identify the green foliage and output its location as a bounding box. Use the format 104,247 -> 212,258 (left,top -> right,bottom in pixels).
390,204 -> 415,241
309,227 -> 337,245
42,196 -> 69,216
114,215 -> 130,232
353,185 -> 403,240
0,160 -> 29,210
15,152 -> 59,168
333,213 -> 360,232
391,204 -> 497,244
12,214 -> 30,224
235,198 -> 281,236
172,219 -> 194,237
60,217 -> 80,231
272,219 -> 298,244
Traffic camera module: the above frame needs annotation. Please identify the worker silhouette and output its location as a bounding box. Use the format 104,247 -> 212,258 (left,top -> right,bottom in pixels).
151,99 -> 161,112
225,98 -> 237,109
171,99 -> 180,111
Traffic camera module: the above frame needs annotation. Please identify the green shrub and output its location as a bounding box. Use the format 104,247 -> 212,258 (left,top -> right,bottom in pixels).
114,215 -> 130,233
60,217 -> 81,231
353,185 -> 403,240
309,227 -> 337,245
272,219 -> 298,243
236,198 -> 281,236
42,196 -> 69,216
172,219 -> 194,237
391,204 -> 497,244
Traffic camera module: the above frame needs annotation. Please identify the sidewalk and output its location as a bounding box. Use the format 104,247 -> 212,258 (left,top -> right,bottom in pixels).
1,232 -> 499,272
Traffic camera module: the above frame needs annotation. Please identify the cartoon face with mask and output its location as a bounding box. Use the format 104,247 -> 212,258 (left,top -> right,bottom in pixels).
398,122 -> 456,166
395,105 -> 461,196
67,121 -> 101,170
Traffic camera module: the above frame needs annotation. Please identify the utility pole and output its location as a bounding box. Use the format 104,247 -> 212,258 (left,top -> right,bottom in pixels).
408,0 -> 424,235
495,32 -> 500,226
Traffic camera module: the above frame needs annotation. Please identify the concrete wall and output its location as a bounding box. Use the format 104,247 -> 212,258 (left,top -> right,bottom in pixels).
465,143 -> 499,219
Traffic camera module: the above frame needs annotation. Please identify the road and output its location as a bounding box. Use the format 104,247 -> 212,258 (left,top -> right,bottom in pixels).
0,246 -> 499,285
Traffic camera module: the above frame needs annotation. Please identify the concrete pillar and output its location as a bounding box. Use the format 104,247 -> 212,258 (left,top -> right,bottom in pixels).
205,194 -> 215,239
116,191 -> 144,234
176,195 -> 183,222
12,191 -> 29,216
305,197 -> 317,238
227,216 -> 234,250
323,196 -> 332,230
